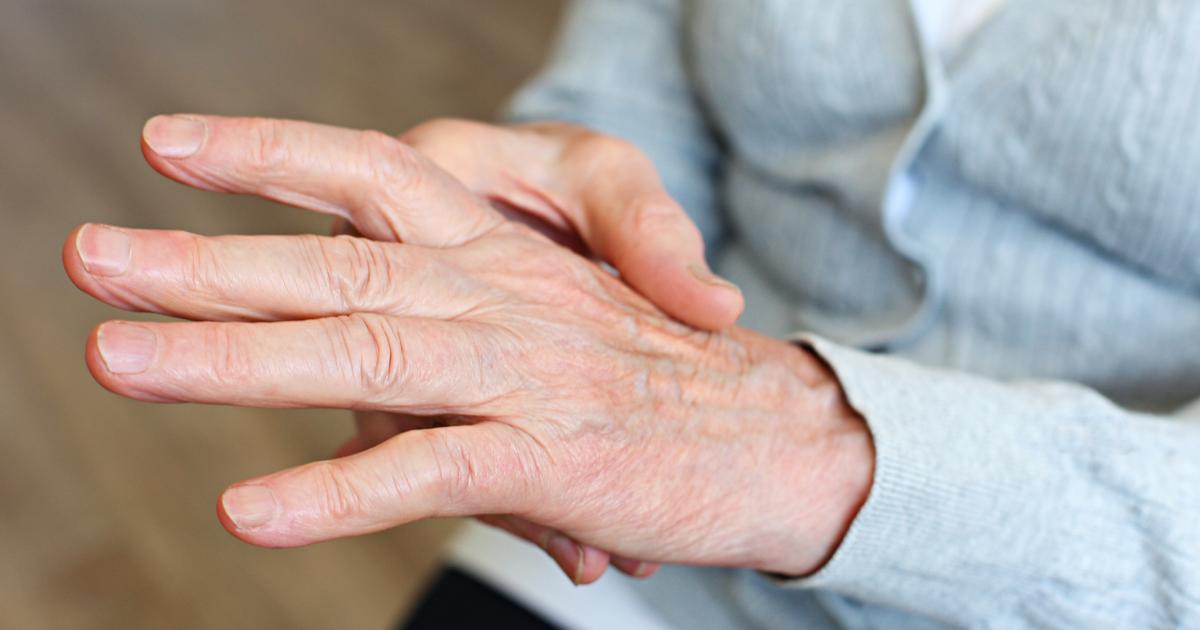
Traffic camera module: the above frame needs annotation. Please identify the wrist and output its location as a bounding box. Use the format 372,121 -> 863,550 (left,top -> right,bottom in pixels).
780,395 -> 874,576
735,334 -> 875,576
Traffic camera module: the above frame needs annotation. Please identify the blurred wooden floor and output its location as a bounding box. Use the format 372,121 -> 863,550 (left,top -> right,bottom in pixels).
0,1 -> 560,628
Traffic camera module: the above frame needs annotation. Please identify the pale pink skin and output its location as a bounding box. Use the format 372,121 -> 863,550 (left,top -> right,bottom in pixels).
63,115 -> 874,583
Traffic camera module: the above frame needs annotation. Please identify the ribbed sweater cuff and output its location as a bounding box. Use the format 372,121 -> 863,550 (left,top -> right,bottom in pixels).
770,334 -> 1010,610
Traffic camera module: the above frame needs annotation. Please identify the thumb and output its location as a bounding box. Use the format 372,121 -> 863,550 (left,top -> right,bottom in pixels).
218,424 -> 527,547
549,128 -> 743,330
582,189 -> 743,331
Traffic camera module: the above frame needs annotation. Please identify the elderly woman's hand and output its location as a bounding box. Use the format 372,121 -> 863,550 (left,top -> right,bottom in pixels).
331,117 -> 752,580
64,115 -> 873,580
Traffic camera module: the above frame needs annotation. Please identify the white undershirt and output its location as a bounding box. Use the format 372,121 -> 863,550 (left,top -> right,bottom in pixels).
915,0 -> 1009,54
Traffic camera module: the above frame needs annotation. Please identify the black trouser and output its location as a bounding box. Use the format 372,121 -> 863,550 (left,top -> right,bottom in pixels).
401,567 -> 561,629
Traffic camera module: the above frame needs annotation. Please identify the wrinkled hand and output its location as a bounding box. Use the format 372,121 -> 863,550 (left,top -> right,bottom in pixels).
65,115 -> 872,581
341,118 -> 746,580
149,113 -> 738,581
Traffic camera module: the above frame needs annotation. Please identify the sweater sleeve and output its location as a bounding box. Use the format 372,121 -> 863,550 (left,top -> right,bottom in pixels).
504,0 -> 727,248
784,334 -> 1200,628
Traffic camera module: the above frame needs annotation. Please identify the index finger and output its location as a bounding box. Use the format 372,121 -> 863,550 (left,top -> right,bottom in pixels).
141,114 -> 501,245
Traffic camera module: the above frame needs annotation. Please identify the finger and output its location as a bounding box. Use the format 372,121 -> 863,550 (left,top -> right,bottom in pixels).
218,423 -> 535,547
85,315 -> 506,413
332,432 -> 620,585
477,515 -> 611,585
581,188 -> 744,331
403,120 -> 743,330
557,131 -> 744,330
140,114 -> 500,245
610,556 -> 660,579
64,224 -> 484,322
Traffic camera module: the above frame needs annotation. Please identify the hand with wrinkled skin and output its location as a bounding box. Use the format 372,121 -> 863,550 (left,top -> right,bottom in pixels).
64,115 -> 874,581
337,118 -> 748,580
154,113 -> 737,581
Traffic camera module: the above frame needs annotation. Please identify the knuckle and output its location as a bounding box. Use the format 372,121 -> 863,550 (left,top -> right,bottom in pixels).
311,460 -> 364,524
357,129 -> 418,185
182,235 -> 227,298
627,197 -> 697,240
248,118 -> 292,176
316,235 -> 397,312
421,430 -> 480,509
327,313 -> 410,400
203,323 -> 251,386
422,426 -> 544,516
355,130 -> 435,213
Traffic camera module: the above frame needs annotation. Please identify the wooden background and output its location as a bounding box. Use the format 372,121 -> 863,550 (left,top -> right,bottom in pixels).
0,1 -> 560,627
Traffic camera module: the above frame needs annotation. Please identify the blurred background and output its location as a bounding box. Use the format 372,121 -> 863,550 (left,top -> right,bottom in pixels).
0,0 -> 560,627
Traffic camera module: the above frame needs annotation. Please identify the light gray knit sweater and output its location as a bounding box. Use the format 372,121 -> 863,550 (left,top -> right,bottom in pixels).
507,0 -> 1200,627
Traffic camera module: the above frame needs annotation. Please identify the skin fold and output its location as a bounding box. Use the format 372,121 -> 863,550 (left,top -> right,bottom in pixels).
64,114 -> 874,582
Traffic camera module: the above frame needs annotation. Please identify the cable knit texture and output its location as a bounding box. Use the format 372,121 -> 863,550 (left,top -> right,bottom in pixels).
507,0 -> 1200,627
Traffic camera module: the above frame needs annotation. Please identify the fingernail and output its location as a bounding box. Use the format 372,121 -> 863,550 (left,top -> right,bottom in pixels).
222,485 -> 279,531
143,115 -> 206,158
687,263 -> 739,291
96,323 -> 157,374
76,224 -> 131,276
545,533 -> 585,585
